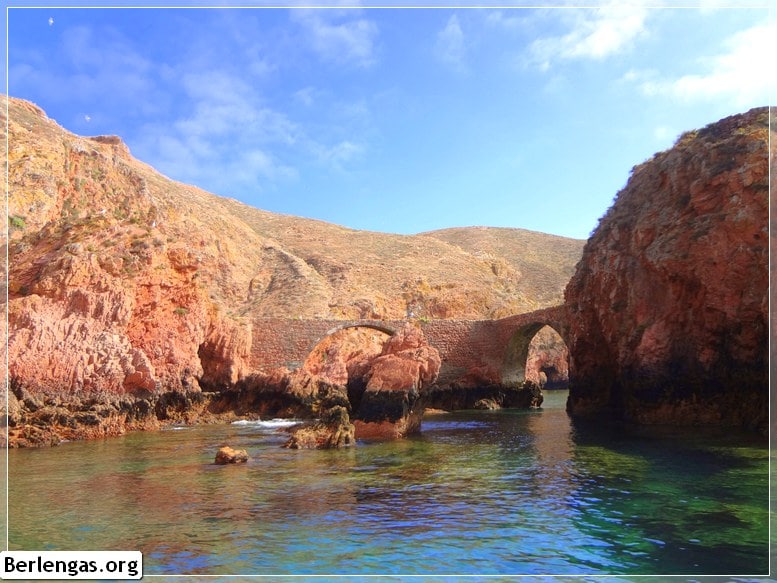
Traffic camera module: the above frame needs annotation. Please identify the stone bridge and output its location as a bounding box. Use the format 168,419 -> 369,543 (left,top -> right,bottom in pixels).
249,305 -> 568,387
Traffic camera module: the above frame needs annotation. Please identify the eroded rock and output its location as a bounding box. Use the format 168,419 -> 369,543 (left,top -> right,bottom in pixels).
284,406 -> 355,449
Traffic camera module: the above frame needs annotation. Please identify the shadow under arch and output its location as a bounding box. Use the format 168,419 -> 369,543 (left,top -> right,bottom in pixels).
503,322 -> 569,387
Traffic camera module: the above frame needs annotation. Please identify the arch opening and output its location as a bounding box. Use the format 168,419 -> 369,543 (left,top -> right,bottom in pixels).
503,324 -> 569,389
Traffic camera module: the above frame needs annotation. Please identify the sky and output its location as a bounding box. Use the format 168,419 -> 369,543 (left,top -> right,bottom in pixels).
5,2 -> 775,240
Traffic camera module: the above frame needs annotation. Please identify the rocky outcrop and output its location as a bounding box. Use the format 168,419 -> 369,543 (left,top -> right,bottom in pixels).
564,108 -> 770,431
353,324 -> 441,439
215,446 -> 250,464
284,406 -> 355,449
222,324 -> 442,443
208,367 -> 350,422
4,383 -> 220,448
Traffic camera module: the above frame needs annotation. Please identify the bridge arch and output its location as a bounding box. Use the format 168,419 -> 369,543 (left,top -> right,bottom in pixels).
502,322 -> 569,388
306,322 -> 397,357
302,323 -> 396,378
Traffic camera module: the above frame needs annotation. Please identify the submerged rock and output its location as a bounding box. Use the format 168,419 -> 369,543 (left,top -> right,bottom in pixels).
473,398 -> 500,410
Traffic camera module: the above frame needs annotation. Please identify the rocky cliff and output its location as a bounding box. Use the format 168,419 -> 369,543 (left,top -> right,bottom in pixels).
564,107 -> 771,432
3,96 -> 582,446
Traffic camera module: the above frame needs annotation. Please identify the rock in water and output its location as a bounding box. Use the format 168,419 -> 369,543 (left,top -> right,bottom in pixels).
564,108 -> 770,432
215,446 -> 250,464
284,406 -> 355,449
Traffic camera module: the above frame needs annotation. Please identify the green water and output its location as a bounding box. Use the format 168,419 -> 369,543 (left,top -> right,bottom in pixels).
7,391 -> 771,577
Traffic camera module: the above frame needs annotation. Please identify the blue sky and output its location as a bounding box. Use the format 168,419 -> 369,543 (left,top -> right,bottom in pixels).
6,3 -> 775,239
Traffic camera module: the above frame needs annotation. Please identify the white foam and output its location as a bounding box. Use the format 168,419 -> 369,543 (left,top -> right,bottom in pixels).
231,419 -> 301,428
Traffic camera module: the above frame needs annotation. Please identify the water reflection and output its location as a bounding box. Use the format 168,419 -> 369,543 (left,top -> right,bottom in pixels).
566,417 -> 769,574
7,391 -> 769,576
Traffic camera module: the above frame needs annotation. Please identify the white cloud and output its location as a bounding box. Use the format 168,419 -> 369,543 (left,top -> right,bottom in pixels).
636,22 -> 776,108
315,140 -> 365,171
132,68 -> 302,196
291,9 -> 378,68
173,71 -> 298,146
484,10 -> 528,31
11,14 -> 374,199
10,24 -> 157,114
652,125 -> 674,143
435,14 -> 468,73
135,64 -> 371,195
527,4 -> 648,70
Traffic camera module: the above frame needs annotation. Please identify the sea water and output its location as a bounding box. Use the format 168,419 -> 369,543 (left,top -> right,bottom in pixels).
6,391 -> 771,577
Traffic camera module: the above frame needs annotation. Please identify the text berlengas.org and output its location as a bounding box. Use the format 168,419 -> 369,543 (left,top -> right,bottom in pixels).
3,555 -> 141,578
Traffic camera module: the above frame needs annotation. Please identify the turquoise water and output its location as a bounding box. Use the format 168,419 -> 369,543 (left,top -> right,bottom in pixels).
7,391 -> 771,577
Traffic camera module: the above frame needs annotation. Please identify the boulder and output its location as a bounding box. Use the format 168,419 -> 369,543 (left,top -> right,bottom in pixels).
215,445 -> 249,464
284,406 -> 355,449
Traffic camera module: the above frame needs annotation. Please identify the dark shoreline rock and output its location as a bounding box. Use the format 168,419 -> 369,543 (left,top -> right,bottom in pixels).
425,381 -> 543,412
3,381 -> 223,448
2,373 -> 548,448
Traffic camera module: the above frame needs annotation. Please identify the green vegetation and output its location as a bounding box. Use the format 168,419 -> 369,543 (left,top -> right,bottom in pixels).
174,307 -> 189,317
8,215 -> 26,230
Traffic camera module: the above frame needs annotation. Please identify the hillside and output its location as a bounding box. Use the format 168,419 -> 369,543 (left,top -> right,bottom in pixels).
5,95 -> 583,322
422,226 -> 583,310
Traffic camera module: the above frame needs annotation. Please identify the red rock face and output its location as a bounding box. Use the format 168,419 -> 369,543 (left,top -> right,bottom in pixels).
564,108 -> 770,431
8,244 -> 251,397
